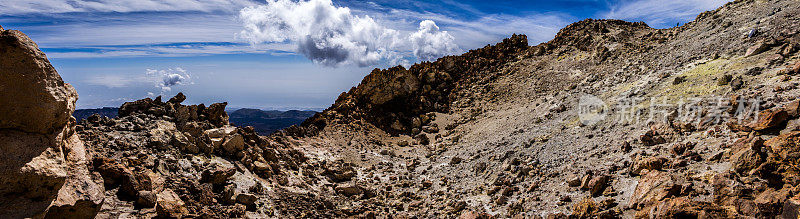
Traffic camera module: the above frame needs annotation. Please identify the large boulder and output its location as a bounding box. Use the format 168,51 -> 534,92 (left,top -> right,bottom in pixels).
0,28 -> 77,134
629,171 -> 681,209
156,189 -> 188,218
0,27 -> 103,218
750,108 -> 789,131
631,156 -> 669,175
44,135 -> 105,218
206,102 -> 230,127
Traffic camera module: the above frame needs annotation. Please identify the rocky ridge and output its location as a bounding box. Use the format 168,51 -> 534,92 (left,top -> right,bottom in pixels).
5,0 -> 800,218
77,93 -> 328,218
284,0 -> 800,218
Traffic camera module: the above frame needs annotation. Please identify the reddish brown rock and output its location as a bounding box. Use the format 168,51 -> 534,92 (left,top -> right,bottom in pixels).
644,198 -> 731,218
784,100 -> 800,118
765,131 -> 800,159
570,198 -> 599,218
730,137 -> 766,174
640,130 -> 666,146
201,164 -> 236,185
750,108 -> 789,131
745,39 -> 773,56
323,161 -> 357,182
235,193 -> 258,210
670,142 -> 695,157
567,176 -> 582,187
156,189 -> 188,218
726,121 -> 753,132
136,170 -> 164,192
754,188 -> 791,216
629,171 -> 679,209
580,174 -> 593,190
790,61 -> 800,74
136,190 -> 157,208
631,157 -> 669,175
588,175 -> 610,197
206,102 -> 230,127
335,184 -> 366,197
93,158 -> 134,186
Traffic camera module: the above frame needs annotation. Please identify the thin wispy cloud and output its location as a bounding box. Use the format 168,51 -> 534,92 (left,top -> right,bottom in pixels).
0,0 -> 255,14
0,0 -> 732,64
0,0 -> 571,62
602,0 -> 732,28
8,13 -> 242,47
44,42 -> 294,59
85,74 -> 140,88
5,0 -> 735,109
376,8 -> 573,47
84,67 -> 194,94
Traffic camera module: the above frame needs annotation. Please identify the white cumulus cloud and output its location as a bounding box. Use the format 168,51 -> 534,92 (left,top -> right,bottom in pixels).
238,0 -> 460,67
146,67 -> 193,92
409,20 -> 460,62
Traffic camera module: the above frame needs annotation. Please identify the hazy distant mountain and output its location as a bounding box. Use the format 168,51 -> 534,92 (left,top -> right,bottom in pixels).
228,108 -> 317,135
74,107 -> 119,121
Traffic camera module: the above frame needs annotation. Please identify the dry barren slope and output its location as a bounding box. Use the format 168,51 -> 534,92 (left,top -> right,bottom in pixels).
289,0 -> 800,218
8,0 -> 800,218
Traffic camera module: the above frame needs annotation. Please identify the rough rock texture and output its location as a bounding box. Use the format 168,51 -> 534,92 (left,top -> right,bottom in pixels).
77,93 -> 331,218
276,0 -> 800,217
0,27 -> 102,218
0,28 -> 76,134
8,0 -> 800,218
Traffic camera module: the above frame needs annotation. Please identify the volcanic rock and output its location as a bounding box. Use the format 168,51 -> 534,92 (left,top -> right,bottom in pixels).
0,27 -> 101,218
751,108 -> 789,131
156,189 -> 188,218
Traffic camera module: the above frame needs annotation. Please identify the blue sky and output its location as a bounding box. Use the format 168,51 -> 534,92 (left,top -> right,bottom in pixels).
0,0 -> 730,110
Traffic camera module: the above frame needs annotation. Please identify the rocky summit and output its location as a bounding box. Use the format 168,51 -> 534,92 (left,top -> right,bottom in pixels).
4,0 -> 800,218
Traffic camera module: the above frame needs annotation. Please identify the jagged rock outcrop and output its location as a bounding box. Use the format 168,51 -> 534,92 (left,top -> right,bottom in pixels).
299,34 -> 530,136
78,93 -> 333,218
282,0 -> 800,218
0,26 -> 103,218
